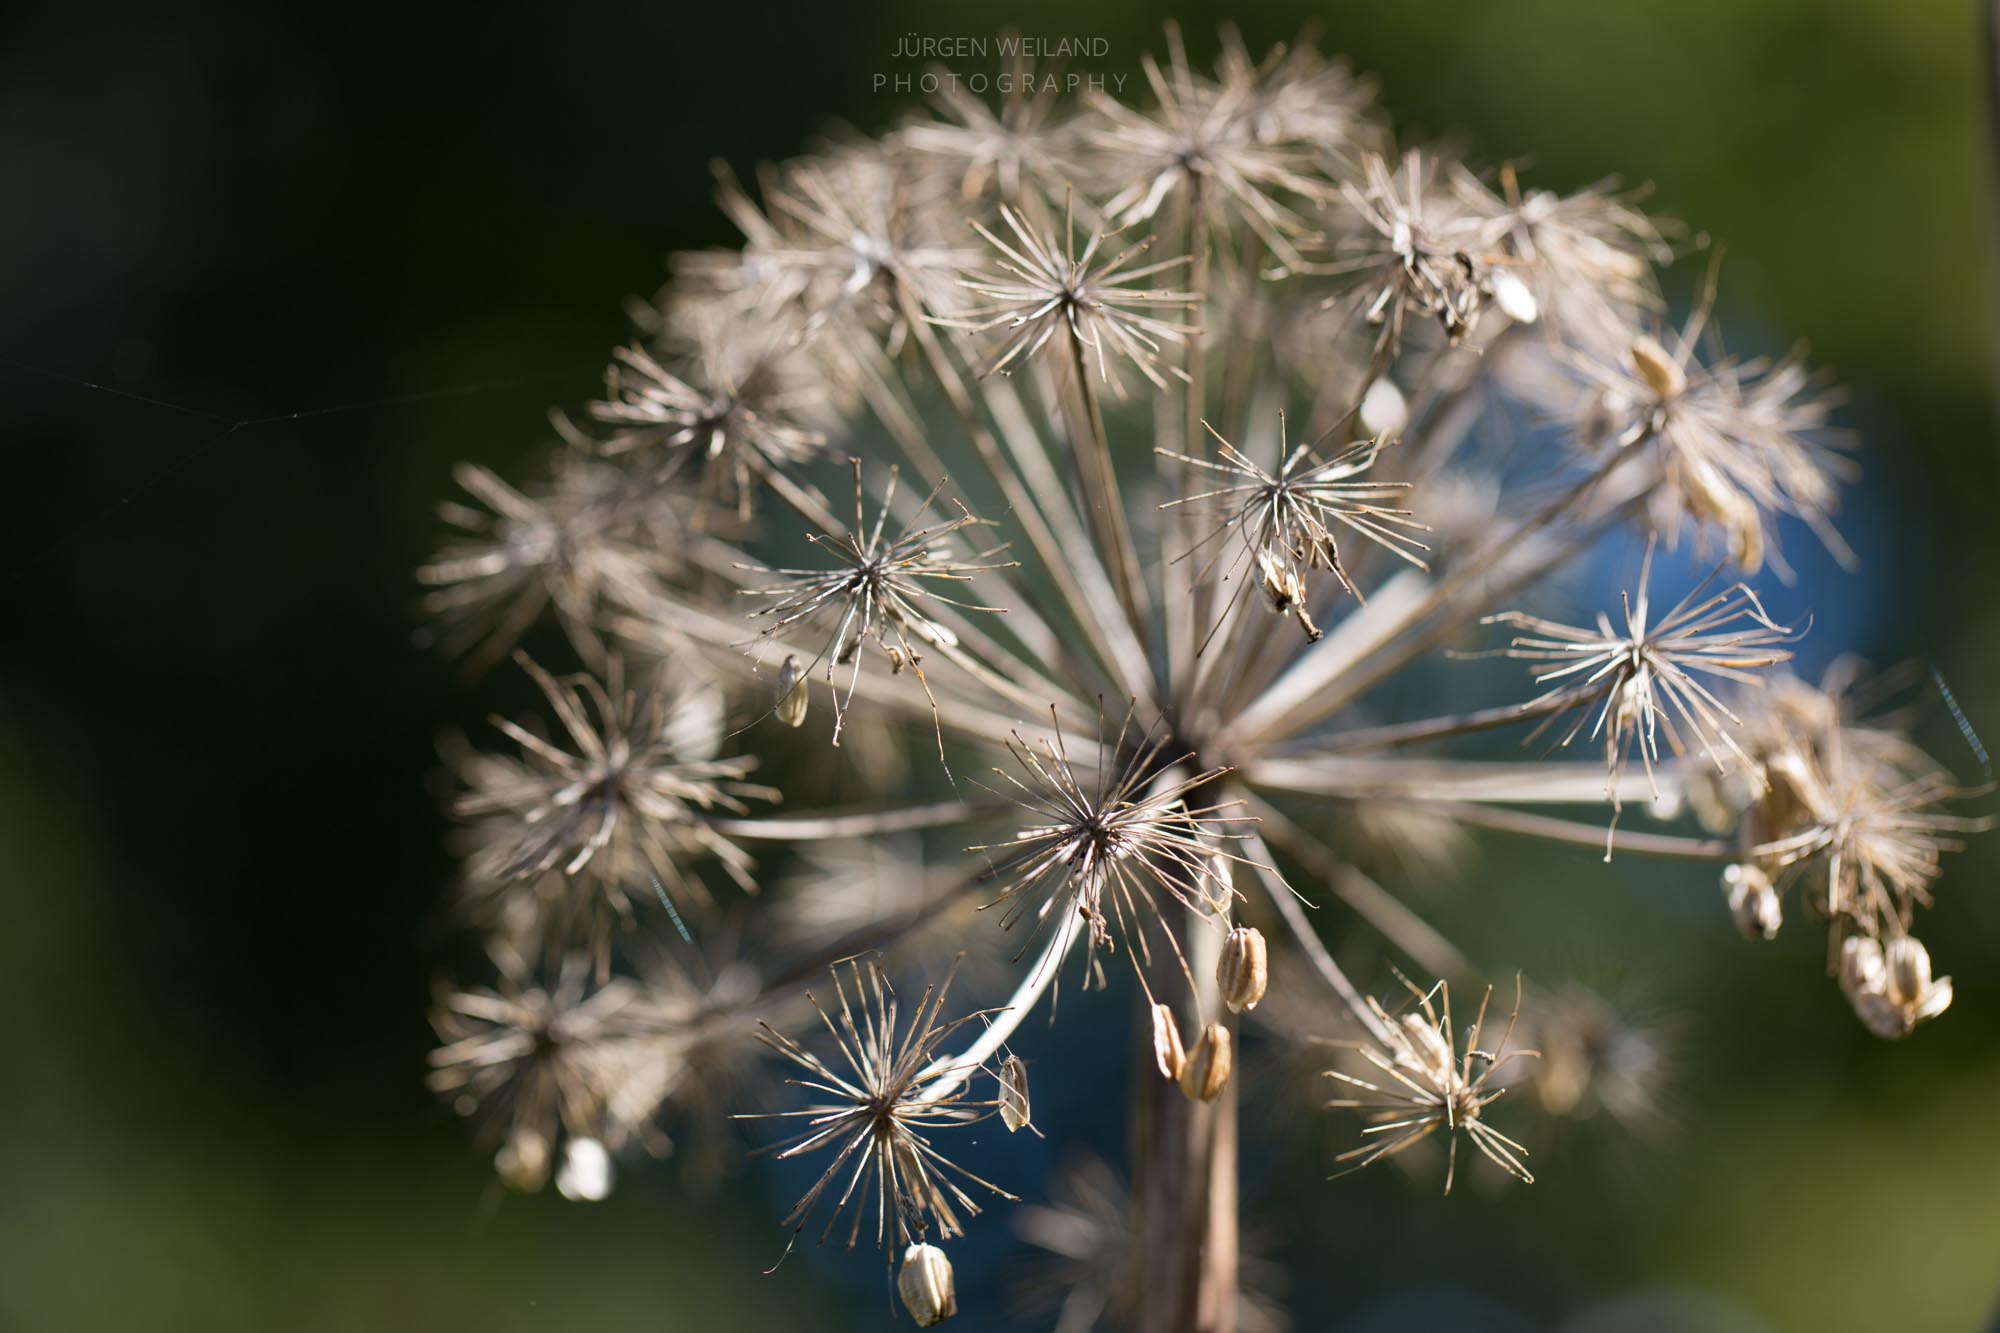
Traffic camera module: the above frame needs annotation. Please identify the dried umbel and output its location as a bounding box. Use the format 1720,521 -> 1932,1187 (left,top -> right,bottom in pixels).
418,24 -> 1986,1325
970,707 -> 1257,996
1487,538 -> 1798,849
739,957 -> 1016,1251
451,654 -> 773,957
1326,978 -> 1537,1194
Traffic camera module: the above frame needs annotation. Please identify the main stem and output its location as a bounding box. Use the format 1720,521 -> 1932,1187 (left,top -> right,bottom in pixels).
1132,815 -> 1236,1330
1132,906 -> 1235,1333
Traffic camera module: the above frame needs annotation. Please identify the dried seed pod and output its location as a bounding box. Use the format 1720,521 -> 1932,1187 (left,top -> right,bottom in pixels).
554,1135 -> 614,1202
1837,934 -> 1886,1002
1217,926 -> 1269,1013
1885,935 -> 1935,999
775,654 -> 808,727
1151,1002 -> 1187,1081
998,1054 -> 1031,1133
1839,934 -> 1953,1039
1681,456 -> 1765,573
899,1242 -> 958,1327
1179,1022 -> 1232,1102
493,1127 -> 551,1193
1722,863 -> 1782,941
1629,335 -> 1686,400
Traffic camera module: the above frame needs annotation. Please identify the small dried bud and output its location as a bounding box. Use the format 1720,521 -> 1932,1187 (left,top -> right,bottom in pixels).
1722,863 -> 1782,941
1400,1012 -> 1455,1082
1179,1022 -> 1233,1102
775,654 -> 808,727
494,1127 -> 551,1193
1884,935 -> 1935,1000
1681,456 -> 1764,573
1359,376 -> 1408,436
898,1242 -> 958,1327
1837,934 -> 1886,1002
1255,550 -> 1322,640
1488,269 -> 1539,325
1217,926 -> 1269,1013
1629,335 -> 1687,399
998,1054 -> 1031,1133
554,1135 -> 614,1202
1151,1002 -> 1187,1081
1839,934 -> 1953,1040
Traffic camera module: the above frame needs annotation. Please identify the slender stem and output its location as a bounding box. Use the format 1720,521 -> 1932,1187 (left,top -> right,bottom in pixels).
978,361 -> 1162,705
1249,841 -> 1396,1047
712,800 -> 987,842
1166,179 -> 1211,704
902,290 -> 1125,692
1248,755 -> 1671,805
1245,795 -> 1471,984
1300,696 -> 1571,754
1064,325 -> 1152,634
1411,800 -> 1738,861
914,907 -> 1082,1104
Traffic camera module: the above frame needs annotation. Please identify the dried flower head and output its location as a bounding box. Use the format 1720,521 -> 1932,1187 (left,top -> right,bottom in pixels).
1747,717 -> 1983,938
427,949 -> 654,1184
1083,24 -> 1336,271
897,54 -> 1072,202
742,463 -> 1013,746
1487,540 -> 1797,844
1567,273 -> 1854,574
717,146 -> 975,338
1454,162 -> 1671,342
1323,150 -> 1528,359
942,196 -> 1198,390
1325,976 -> 1538,1194
1163,411 -> 1428,644
970,707 -> 1254,996
452,655 -> 773,951
742,957 -> 1015,1252
589,323 -> 830,522
418,456 -> 670,672
1520,982 -> 1673,1131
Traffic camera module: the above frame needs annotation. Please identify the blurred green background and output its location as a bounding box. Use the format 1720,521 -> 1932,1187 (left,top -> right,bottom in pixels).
3,1 -> 1998,1329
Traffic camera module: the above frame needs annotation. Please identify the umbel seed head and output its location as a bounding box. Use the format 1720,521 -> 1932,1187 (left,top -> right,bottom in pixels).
1218,926 -> 1270,1013
899,1242 -> 959,1327
1180,1023 -> 1233,1102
